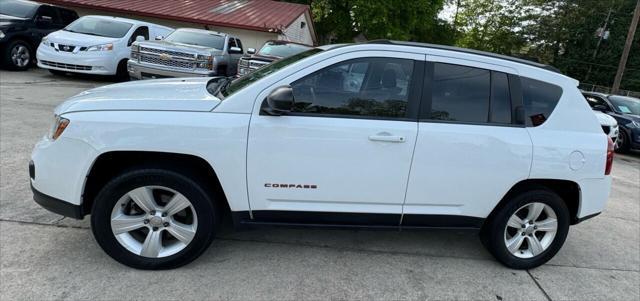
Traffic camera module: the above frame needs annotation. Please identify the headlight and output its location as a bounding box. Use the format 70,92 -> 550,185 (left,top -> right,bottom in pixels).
41,36 -> 48,45
131,43 -> 139,52
49,116 -> 70,140
86,43 -> 113,51
631,120 -> 640,128
0,30 -> 6,40
196,55 -> 213,70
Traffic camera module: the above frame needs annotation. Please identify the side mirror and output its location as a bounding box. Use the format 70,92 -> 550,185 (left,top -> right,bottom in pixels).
247,48 -> 256,55
262,86 -> 294,116
593,105 -> 608,112
135,35 -> 145,42
229,46 -> 242,54
155,35 -> 164,41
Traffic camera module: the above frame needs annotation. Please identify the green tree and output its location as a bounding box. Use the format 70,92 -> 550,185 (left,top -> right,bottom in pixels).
309,0 -> 449,44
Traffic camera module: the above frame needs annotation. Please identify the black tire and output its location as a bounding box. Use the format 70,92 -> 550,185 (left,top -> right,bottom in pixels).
2,40 -> 33,71
114,59 -> 129,82
615,131 -> 630,153
48,69 -> 67,76
91,168 -> 216,270
481,188 -> 570,269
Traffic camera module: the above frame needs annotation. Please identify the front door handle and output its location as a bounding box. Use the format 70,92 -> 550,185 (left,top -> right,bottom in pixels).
368,133 -> 406,143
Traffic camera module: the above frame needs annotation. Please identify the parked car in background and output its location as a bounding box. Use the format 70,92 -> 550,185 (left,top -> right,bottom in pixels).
593,110 -> 619,144
128,28 -> 244,79
583,91 -> 640,153
31,41 -> 612,270
36,15 -> 172,79
237,40 -> 312,76
0,0 -> 77,70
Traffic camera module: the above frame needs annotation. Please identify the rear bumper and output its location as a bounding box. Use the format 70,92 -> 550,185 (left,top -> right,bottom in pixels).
128,60 -> 217,79
32,183 -> 84,219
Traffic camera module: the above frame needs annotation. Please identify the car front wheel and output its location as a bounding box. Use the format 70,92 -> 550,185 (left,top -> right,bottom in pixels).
91,168 -> 216,269
482,189 -> 570,269
3,40 -> 32,70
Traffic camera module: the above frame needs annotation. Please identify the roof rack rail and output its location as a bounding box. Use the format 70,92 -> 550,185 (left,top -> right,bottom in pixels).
365,39 -> 561,74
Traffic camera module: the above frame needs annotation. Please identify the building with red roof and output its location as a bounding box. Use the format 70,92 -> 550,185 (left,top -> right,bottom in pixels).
38,0 -> 317,49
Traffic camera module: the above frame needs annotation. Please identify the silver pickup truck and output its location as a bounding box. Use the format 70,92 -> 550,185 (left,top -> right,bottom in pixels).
127,28 -> 244,79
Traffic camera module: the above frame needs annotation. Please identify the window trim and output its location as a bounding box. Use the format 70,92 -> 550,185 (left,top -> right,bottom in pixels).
418,61 -> 524,127
267,57 -> 425,121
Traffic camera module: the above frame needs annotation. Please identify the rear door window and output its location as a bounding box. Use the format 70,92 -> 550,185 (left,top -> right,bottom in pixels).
521,77 -> 562,127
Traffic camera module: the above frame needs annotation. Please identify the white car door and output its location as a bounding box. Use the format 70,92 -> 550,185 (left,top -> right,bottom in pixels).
246,51 -> 425,224
402,57 -> 533,227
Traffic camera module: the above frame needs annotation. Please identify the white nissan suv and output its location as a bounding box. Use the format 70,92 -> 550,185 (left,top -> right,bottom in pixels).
30,41 -> 613,270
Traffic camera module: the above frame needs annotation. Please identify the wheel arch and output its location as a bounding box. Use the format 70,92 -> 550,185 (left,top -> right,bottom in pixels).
485,179 -> 581,227
82,151 -> 230,218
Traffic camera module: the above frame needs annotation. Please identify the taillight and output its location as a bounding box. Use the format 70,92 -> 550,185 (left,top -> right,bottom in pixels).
605,136 -> 614,175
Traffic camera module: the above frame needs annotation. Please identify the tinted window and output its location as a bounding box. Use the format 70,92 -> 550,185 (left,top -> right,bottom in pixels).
608,95 -> 640,115
128,26 -> 149,45
491,72 -> 512,124
584,95 -> 610,110
291,58 -> 414,118
429,63 -> 490,122
236,39 -> 243,52
35,5 -> 61,25
220,48 -> 323,98
64,16 -> 133,38
58,9 -> 78,25
0,0 -> 38,18
228,38 -> 237,48
521,77 -> 562,126
164,30 -> 225,49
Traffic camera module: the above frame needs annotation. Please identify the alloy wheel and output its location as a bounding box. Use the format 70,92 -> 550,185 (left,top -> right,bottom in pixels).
614,133 -> 624,151
10,44 -> 30,68
110,185 -> 198,258
503,202 -> 558,259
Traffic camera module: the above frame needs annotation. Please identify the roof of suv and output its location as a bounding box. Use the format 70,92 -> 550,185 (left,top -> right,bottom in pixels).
175,28 -> 229,37
366,40 -> 561,74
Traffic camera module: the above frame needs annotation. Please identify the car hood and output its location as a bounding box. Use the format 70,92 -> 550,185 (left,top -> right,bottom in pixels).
594,111 -> 617,126
136,40 -> 223,56
0,16 -> 27,27
55,77 -> 221,115
46,29 -> 119,46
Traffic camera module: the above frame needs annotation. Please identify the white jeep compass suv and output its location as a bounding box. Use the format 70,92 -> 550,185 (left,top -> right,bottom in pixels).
30,41 -> 614,270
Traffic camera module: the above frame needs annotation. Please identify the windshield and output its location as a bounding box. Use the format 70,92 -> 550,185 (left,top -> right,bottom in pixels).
258,42 -> 312,58
64,16 -> 133,38
165,30 -> 225,49
609,95 -> 640,115
0,0 -> 38,18
212,48 -> 323,99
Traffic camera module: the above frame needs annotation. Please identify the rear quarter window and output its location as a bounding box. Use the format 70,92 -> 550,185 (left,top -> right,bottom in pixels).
521,77 -> 562,127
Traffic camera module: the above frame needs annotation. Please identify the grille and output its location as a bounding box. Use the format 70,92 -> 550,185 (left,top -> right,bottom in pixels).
56,44 -> 75,52
238,58 -> 249,68
140,47 -> 195,59
41,60 -> 92,71
602,126 -> 610,134
140,55 -> 195,69
249,60 -> 269,69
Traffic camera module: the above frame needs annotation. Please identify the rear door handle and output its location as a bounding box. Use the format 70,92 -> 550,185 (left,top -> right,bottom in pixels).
368,133 -> 406,143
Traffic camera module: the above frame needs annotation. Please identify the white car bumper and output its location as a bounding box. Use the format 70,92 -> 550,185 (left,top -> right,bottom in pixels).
36,44 -> 118,75
30,135 -> 98,215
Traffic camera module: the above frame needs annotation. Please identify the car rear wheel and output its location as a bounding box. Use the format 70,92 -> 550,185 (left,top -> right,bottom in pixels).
3,40 -> 32,70
91,168 -> 216,269
615,131 -> 630,153
482,189 -> 569,269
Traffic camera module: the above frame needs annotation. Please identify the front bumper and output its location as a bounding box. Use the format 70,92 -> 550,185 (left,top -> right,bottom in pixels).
36,44 -> 117,75
128,60 -> 217,79
32,182 -> 84,219
31,135 -> 98,218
